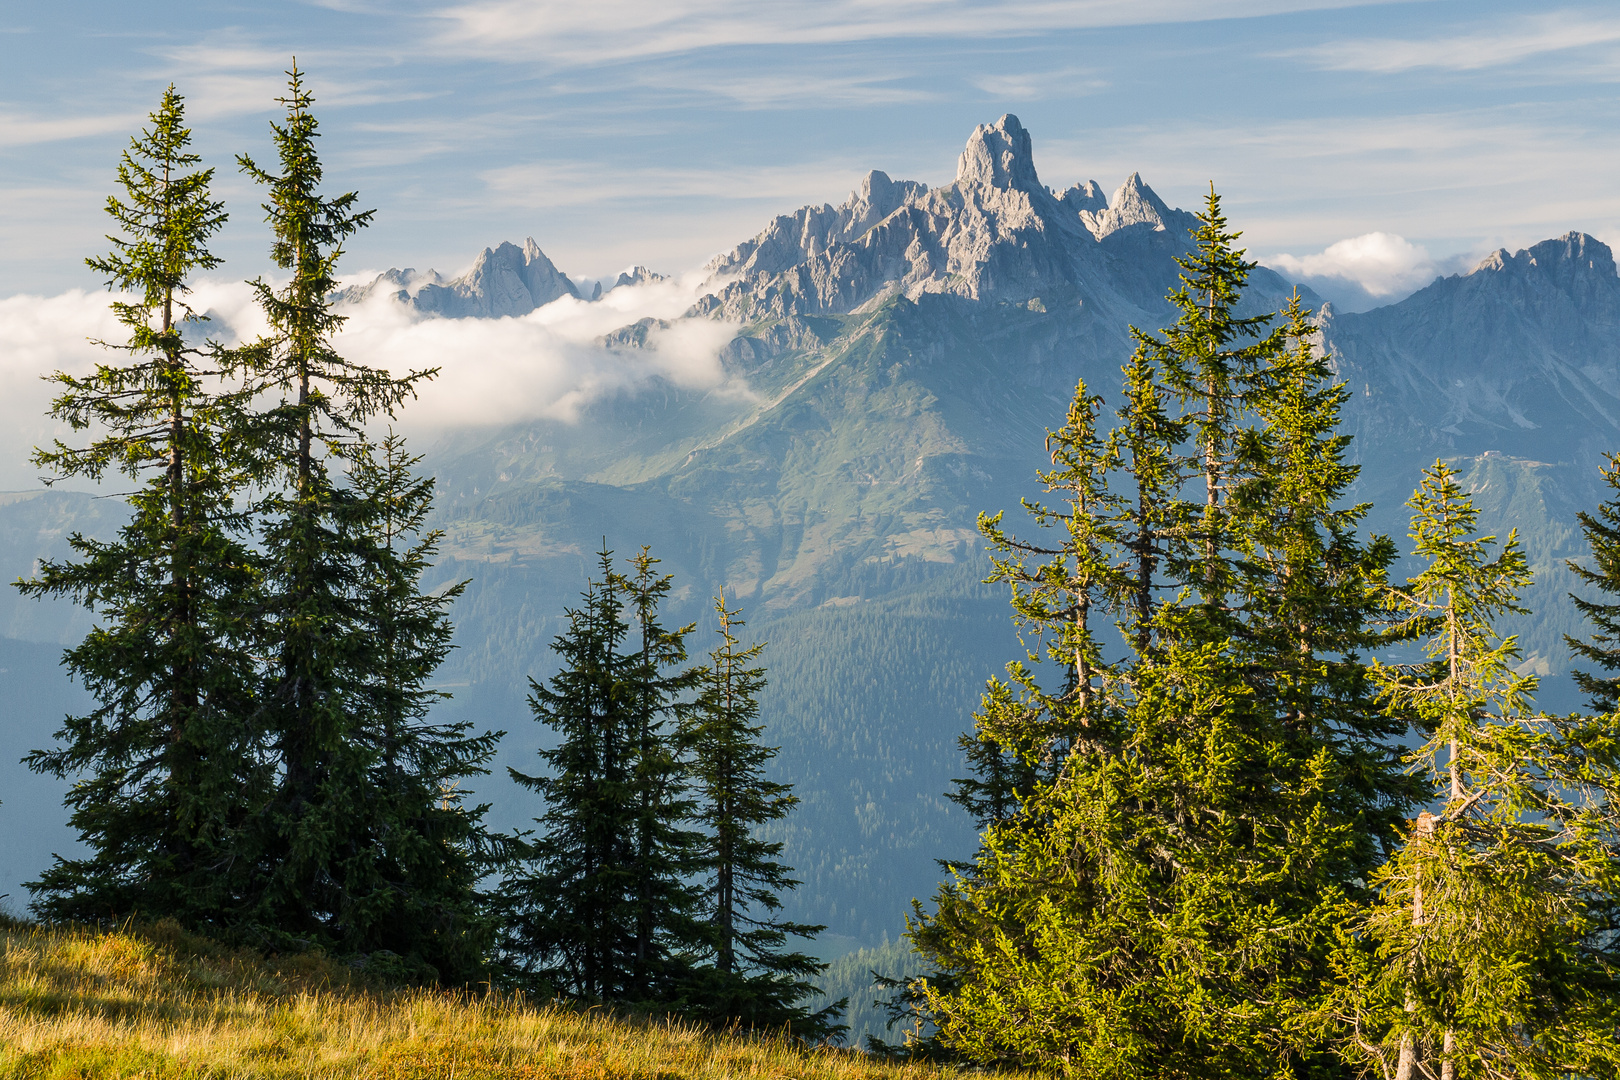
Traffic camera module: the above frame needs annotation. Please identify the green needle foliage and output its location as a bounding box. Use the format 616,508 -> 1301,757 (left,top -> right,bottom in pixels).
339,432 -> 505,981
907,192 -> 1413,1077
947,383 -> 1125,836
229,64 -> 441,954
680,591 -> 841,1038
616,548 -> 706,1000
500,548 -> 701,1004
1566,452 -> 1620,712
1151,185 -> 1286,592
17,86 -> 265,926
1341,463 -> 1620,1080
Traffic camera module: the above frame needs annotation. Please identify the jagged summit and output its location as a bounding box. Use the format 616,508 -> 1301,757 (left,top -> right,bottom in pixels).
1324,231 -> 1620,467
336,118 -> 1284,332
1470,232 -> 1617,282
1057,180 -> 1107,217
955,114 -> 1043,192
1088,173 -> 1179,239
337,236 -> 578,318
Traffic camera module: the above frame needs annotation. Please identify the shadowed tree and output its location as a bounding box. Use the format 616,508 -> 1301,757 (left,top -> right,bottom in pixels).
679,591 -> 841,1038
19,86 -> 264,926
229,63 -> 436,951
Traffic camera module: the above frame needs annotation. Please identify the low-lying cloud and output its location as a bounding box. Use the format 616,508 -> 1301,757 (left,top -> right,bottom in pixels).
334,273 -> 742,427
1265,232 -> 1451,311
0,274 -> 743,491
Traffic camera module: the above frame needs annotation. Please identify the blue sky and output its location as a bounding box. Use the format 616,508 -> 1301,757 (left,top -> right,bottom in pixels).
3,0 -> 1619,304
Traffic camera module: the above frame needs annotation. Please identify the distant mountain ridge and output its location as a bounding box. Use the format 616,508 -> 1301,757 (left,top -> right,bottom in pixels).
336,236 -> 582,317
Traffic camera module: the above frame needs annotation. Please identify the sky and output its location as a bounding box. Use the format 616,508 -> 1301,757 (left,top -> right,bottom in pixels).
4,0 -> 1619,307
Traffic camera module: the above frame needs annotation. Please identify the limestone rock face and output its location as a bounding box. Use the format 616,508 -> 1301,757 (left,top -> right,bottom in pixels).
703,113 -> 1132,320
954,113 -> 1043,192
1057,180 -> 1108,219
338,237 -> 579,317
690,113 -> 1299,328
1088,172 -> 1185,238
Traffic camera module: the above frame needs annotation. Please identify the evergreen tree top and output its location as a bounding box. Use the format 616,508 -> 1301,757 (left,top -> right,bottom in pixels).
238,62 -> 373,287
88,84 -> 225,319
40,85 -> 231,484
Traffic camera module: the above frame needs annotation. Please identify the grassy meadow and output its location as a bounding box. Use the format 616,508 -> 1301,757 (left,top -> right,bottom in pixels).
0,919 -> 981,1080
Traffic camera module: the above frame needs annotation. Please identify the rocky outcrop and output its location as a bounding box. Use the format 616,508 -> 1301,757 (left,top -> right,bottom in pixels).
703,114 -> 1128,320
607,266 -> 668,292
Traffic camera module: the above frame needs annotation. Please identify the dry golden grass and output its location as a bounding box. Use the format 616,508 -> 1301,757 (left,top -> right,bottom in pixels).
0,920 -> 985,1079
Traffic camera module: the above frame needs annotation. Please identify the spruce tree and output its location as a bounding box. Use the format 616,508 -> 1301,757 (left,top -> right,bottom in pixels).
614,548 -> 705,1000
499,555 -> 637,999
18,86 -> 264,925
1229,293 -> 1413,882
1343,463 -> 1620,1080
499,548 -> 700,1004
230,64 -> 435,949
907,196 -> 1413,1077
338,432 -> 504,980
1151,186 -> 1285,595
1566,452 -> 1620,711
949,382 -> 1124,830
679,591 -> 841,1037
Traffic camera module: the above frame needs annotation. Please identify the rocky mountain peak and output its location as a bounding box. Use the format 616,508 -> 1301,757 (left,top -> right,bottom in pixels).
335,236 -> 578,318
1469,232 -> 1617,288
954,113 -> 1042,192
610,265 -> 667,291
1057,180 -> 1108,217
1088,172 -> 1176,239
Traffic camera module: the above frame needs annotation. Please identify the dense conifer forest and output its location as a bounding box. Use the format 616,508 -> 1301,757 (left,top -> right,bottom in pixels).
9,71 -> 1620,1078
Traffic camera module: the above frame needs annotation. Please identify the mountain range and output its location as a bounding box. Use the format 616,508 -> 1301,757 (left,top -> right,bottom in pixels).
4,115 -> 1617,1013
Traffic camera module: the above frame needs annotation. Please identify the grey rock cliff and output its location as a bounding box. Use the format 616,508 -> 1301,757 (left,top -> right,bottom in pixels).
608,266 -> 668,292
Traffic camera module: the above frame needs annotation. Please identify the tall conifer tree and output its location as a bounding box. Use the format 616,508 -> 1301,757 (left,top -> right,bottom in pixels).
1344,463 -> 1620,1080
615,548 -> 705,999
499,556 -> 638,999
1566,453 -> 1620,711
500,548 -> 700,1003
19,87 -> 263,925
338,432 -> 504,980
948,382 -> 1124,831
231,64 -> 435,948
908,196 -> 1413,1077
680,591 -> 840,1036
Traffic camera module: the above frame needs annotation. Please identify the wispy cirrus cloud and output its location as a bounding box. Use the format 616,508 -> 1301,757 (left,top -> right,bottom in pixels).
479,158 -> 878,211
972,66 -> 1107,101
1286,9 -> 1620,74
0,110 -> 144,148
430,0 -> 1402,65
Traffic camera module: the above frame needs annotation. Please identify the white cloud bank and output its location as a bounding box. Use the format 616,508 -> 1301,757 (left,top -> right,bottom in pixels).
0,275 -> 742,491
1265,232 -> 1442,307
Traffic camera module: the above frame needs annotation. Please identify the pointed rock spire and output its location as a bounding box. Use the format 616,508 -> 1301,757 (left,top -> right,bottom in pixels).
1089,172 -> 1174,238
1057,180 -> 1107,216
955,114 -> 1042,192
